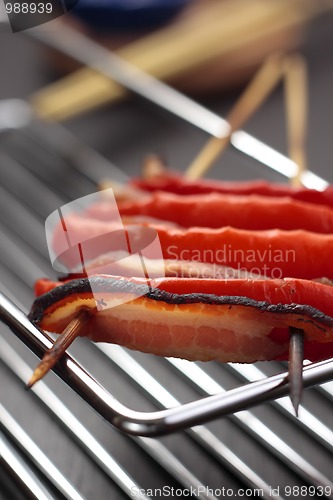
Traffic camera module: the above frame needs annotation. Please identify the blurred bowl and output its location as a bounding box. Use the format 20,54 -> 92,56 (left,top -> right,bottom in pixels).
69,0 -> 191,31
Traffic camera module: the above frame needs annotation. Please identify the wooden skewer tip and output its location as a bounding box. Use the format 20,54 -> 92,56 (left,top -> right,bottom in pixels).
27,309 -> 91,389
288,327 -> 304,417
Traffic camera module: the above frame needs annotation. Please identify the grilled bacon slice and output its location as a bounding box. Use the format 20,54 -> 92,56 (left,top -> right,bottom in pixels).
58,250 -> 264,282
86,191 -> 333,233
130,169 -> 333,208
29,275 -> 333,363
52,214 -> 333,280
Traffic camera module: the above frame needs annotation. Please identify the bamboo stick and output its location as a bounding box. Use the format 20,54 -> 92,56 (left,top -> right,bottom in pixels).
27,309 -> 90,388
284,55 -> 308,187
185,52 -> 309,181
185,53 -> 285,179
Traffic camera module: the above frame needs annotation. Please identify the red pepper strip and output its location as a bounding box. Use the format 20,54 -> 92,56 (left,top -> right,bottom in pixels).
131,171 -> 333,208
52,215 -> 333,279
87,191 -> 333,233
29,275 -> 333,363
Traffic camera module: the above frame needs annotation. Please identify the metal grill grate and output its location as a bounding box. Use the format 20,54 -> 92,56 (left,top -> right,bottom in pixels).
0,101 -> 333,500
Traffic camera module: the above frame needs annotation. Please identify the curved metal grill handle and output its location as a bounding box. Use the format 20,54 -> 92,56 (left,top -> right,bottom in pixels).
1,290 -> 333,436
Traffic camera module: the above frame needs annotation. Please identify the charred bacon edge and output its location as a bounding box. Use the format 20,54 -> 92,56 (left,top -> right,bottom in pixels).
28,275 -> 333,330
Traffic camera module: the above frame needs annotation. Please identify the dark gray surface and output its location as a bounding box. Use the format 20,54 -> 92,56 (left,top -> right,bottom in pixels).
1,11 -> 333,500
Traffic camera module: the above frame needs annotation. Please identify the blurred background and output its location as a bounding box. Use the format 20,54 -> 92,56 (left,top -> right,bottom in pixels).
1,0 -> 333,181
1,1 -> 333,499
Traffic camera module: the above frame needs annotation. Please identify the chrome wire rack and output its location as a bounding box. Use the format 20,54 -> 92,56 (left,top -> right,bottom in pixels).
1,97 -> 333,500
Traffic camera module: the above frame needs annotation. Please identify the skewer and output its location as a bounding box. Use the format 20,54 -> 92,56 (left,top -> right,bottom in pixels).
185,53 -> 308,184
185,53 -> 285,179
185,51 -> 308,414
27,309 -> 91,389
288,327 -> 305,416
283,54 -> 308,186
284,55 -> 308,414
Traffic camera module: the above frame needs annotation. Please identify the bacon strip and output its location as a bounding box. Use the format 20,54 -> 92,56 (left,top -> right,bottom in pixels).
52,215 -> 333,280
131,171 -> 333,208
29,275 -> 333,363
86,191 -> 333,233
59,250 -> 264,281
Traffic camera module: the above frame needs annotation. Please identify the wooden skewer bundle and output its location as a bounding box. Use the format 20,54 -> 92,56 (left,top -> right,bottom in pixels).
31,0 -> 330,121
185,52 -> 308,183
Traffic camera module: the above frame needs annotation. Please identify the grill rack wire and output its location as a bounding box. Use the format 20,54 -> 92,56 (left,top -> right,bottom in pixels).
0,99 -> 333,500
